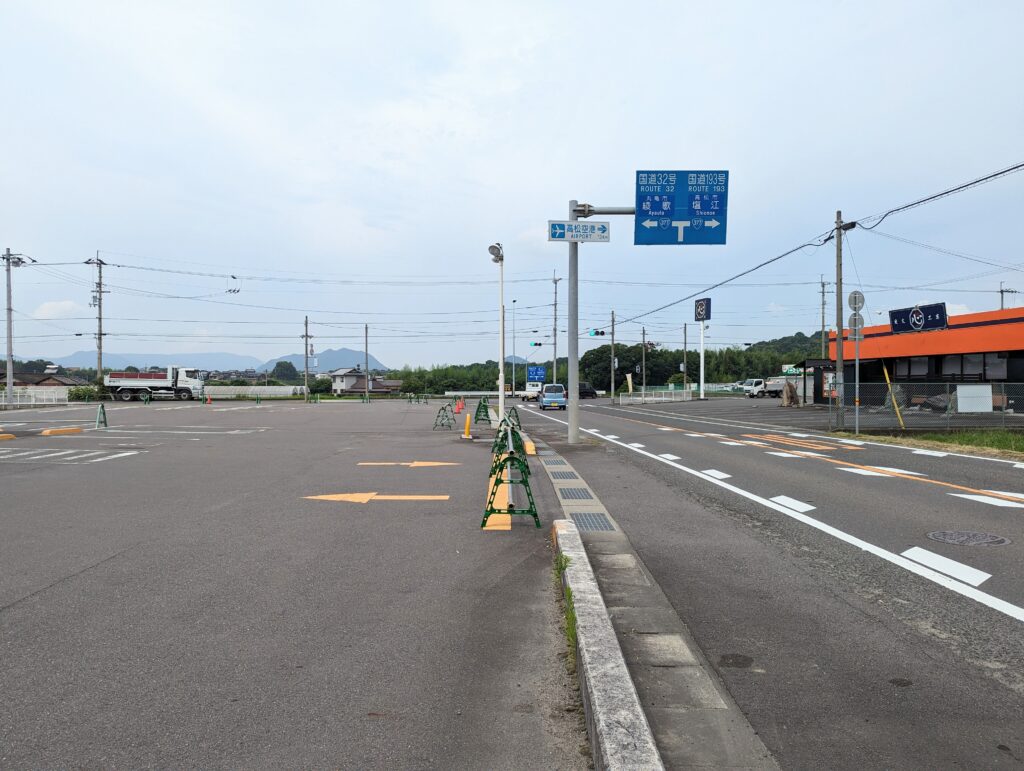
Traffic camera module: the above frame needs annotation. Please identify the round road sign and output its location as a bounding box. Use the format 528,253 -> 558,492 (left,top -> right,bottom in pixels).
848,290 -> 865,311
848,311 -> 865,330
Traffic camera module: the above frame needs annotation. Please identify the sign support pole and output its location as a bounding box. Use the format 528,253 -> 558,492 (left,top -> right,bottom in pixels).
610,310 -> 615,402
699,322 -> 706,400
855,333 -> 860,434
567,200 -> 580,443
834,211 -> 845,430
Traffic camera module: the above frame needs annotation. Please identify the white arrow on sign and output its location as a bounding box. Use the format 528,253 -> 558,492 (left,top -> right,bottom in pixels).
642,219 -> 658,229
706,219 -> 720,228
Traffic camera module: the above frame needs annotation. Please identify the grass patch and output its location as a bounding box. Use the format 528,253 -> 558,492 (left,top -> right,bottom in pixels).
553,552 -> 578,674
916,429 -> 1024,453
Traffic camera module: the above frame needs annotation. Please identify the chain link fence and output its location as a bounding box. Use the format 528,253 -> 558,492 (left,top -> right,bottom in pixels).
828,382 -> 1024,431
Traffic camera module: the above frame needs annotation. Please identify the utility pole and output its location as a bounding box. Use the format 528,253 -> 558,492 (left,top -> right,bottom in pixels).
511,299 -> 516,396
551,272 -> 561,385
820,274 -> 828,359
610,310 -> 615,400
999,281 -> 1018,310
302,316 -> 312,403
4,248 -> 24,404
86,253 -> 106,384
364,323 -> 369,403
641,326 -> 647,402
835,211 -> 846,430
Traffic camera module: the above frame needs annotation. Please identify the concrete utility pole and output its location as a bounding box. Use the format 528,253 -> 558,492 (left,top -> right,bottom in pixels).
610,310 -> 615,400
551,272 -> 561,385
511,299 -> 517,396
683,323 -> 688,389
4,248 -> 21,403
86,253 -> 106,384
364,323 -> 369,403
820,274 -> 827,359
999,281 -> 1018,310
835,211 -> 846,430
641,326 -> 647,401
302,316 -> 311,402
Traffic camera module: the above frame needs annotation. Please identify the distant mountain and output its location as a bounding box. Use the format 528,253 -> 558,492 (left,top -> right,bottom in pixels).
746,331 -> 824,359
39,351 -> 265,370
505,355 -> 527,365
262,347 -> 387,373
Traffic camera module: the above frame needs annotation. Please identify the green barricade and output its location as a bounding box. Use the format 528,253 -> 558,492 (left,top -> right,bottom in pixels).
433,403 -> 455,430
506,405 -> 521,429
481,453 -> 539,529
95,403 -> 108,429
474,398 -> 491,424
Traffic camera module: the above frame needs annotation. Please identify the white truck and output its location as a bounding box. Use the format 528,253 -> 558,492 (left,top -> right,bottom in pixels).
520,381 -> 544,401
744,376 -> 797,398
104,367 -> 205,401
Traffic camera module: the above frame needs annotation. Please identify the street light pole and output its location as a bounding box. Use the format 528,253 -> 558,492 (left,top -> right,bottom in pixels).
512,299 -> 517,398
490,243 -> 506,419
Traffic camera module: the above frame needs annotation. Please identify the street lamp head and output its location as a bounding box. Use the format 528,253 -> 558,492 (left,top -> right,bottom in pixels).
488,243 -> 503,262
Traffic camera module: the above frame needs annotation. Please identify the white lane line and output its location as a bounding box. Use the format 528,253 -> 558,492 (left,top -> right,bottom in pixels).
657,427 -> 675,431
744,441 -> 770,446
948,493 -> 1024,509
902,547 -> 991,587
841,468 -> 891,477
799,451 -> 829,457
88,451 -> 140,462
766,451 -> 801,458
719,441 -> 744,446
1015,463 -> 1024,470
659,453 -> 682,461
685,433 -> 704,438
59,451 -> 107,461
523,409 -> 1024,624
869,466 -> 925,476
913,449 -> 949,457
838,439 -> 865,445
604,435 -> 619,440
21,449 -> 79,460
628,443 -> 646,448
985,490 -> 1024,501
770,495 -> 816,513
0,449 -> 52,459
704,433 -> 725,437
703,469 -> 732,480
788,433 -> 813,438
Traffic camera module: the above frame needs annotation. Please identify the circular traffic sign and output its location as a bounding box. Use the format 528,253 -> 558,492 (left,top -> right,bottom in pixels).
848,311 -> 865,330
848,290 -> 865,311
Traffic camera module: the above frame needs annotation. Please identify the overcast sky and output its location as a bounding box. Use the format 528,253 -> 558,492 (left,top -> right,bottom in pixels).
3,1 -> 1023,370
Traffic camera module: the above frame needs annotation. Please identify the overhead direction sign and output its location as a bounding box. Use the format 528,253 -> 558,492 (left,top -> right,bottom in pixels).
634,170 -> 729,246
527,365 -> 546,382
548,220 -> 610,242
889,303 -> 948,334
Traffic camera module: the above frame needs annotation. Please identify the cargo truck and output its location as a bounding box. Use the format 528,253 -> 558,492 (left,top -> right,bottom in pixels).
104,367 -> 205,401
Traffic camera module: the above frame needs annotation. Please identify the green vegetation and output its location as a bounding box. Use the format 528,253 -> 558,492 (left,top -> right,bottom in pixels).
554,552 -> 577,672
68,385 -> 98,401
916,430 -> 1024,453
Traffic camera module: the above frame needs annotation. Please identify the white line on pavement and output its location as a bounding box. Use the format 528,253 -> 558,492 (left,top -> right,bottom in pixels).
703,469 -> 732,480
985,490 -> 1024,500
788,433 -> 813,438
840,468 -> 890,477
522,409 -> 1024,623
604,435 -> 619,439
902,547 -> 991,587
913,449 -> 949,457
869,466 -> 926,476
628,443 -> 645,448
88,451 -> 140,462
948,493 -> 1024,509
659,453 -> 682,461
766,451 -> 801,458
770,495 -> 816,513
719,441 -> 744,446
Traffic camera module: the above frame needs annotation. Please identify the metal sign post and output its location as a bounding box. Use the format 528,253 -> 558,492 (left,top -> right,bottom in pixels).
695,298 -> 711,399
848,290 -> 865,434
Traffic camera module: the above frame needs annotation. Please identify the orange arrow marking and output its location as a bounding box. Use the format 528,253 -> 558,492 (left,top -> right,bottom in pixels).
305,492 -> 450,504
357,462 -> 461,468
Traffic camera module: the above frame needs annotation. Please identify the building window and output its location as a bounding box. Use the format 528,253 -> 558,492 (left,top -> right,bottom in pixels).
894,359 -> 909,378
910,357 -> 928,378
942,355 -> 962,378
985,352 -> 1008,380
962,354 -> 983,379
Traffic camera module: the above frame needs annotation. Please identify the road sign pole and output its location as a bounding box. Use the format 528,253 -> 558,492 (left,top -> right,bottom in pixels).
610,310 -> 615,402
567,200 -> 580,444
699,322 -> 705,399
855,332 -> 860,434
834,211 -> 845,430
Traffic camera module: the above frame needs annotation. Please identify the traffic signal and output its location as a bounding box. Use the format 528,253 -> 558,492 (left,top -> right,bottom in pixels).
588,329 -> 606,336
529,342 -> 543,347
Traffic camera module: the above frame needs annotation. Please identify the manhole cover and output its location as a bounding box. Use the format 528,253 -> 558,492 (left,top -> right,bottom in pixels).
927,531 -> 1011,546
571,512 -> 615,532
550,470 -> 579,480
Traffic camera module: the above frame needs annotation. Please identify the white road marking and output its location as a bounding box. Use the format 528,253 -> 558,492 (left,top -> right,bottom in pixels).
840,468 -> 890,477
838,439 -> 865,445
985,490 -> 1024,501
704,433 -> 725,437
58,451 -> 108,461
604,435 -> 619,440
744,441 -> 770,446
913,449 -> 949,457
948,493 -> 1024,509
901,547 -> 991,587
628,443 -> 646,448
869,466 -> 925,476
88,451 -> 140,462
766,451 -> 801,458
799,451 -> 829,457
719,441 -> 744,446
770,495 -> 816,513
0,449 -> 52,459
703,469 -> 732,480
657,427 -> 674,431
523,409 -> 1024,624
1015,463 -> 1024,470
21,449 -> 79,460
685,433 -> 704,438
788,433 -> 813,438
659,453 -> 681,461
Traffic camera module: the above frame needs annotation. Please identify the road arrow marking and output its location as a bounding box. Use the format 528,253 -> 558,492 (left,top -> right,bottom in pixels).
706,219 -> 721,228
642,219 -> 658,229
357,461 -> 461,468
305,492 -> 450,503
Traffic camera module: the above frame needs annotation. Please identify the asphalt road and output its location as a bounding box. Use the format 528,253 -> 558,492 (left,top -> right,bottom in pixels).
0,400 -> 586,769
522,398 -> 1024,770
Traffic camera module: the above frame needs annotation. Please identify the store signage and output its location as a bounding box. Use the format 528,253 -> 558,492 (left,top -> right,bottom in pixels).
889,303 -> 947,334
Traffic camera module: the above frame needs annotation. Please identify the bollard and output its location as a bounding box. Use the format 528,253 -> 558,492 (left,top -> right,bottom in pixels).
461,411 -> 472,439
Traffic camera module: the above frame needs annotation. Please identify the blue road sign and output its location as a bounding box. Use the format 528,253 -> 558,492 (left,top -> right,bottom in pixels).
634,170 -> 729,246
527,365 -> 546,381
889,303 -> 948,333
548,220 -> 610,242
695,297 -> 712,321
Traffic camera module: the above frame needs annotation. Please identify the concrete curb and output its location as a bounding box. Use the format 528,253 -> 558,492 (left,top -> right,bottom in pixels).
553,519 -> 664,771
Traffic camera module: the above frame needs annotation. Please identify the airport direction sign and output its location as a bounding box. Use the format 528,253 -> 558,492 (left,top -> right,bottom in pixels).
635,170 -> 729,245
548,220 -> 610,242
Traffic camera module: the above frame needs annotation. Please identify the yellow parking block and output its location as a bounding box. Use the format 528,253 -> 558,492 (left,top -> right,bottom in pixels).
0,433 -> 15,441
40,427 -> 83,436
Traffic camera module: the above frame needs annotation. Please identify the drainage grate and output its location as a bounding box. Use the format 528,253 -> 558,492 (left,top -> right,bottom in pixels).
537,450 -> 556,456
559,487 -> 594,500
550,470 -> 580,480
571,512 -> 615,532
543,458 -> 568,466
927,530 -> 1011,546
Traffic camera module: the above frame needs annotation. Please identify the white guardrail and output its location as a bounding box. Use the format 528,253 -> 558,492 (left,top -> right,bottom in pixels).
0,387 -> 70,407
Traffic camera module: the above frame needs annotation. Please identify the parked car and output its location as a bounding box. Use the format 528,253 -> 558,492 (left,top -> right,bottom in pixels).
521,381 -> 543,401
578,381 -> 597,398
539,383 -> 567,410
